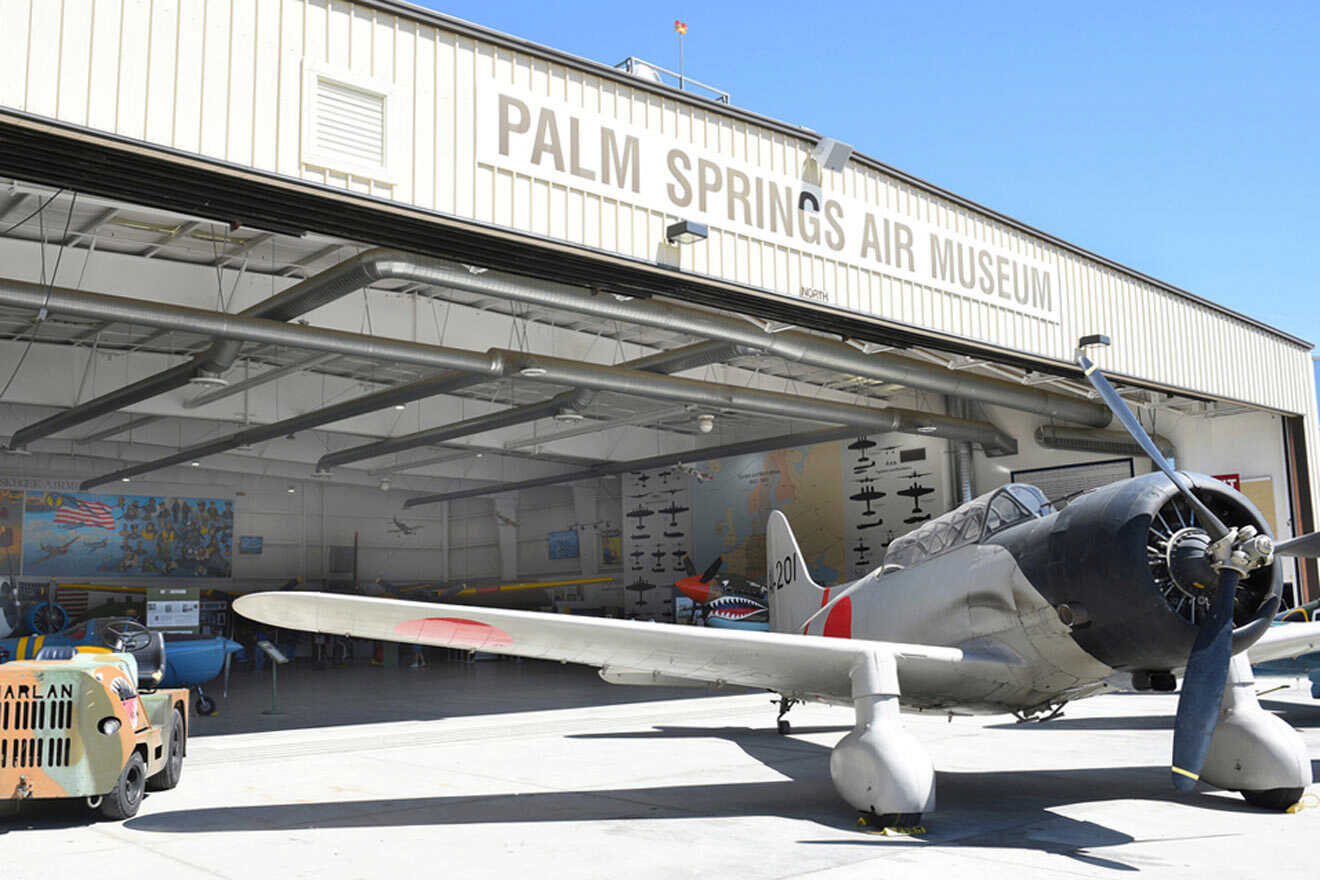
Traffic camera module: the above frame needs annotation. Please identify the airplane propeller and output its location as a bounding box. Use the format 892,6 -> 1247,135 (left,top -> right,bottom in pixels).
1075,335 -> 1294,791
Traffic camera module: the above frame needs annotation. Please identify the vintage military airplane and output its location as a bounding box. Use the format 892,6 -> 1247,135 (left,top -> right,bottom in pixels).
237,340 -> 1320,825
676,556 -> 769,630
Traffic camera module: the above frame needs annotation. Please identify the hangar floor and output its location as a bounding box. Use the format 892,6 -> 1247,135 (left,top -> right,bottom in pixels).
6,659 -> 1317,879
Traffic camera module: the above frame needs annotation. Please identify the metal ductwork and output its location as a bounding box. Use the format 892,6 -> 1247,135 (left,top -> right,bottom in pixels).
80,370 -> 488,490
403,427 -> 864,508
4,247 -> 1106,451
81,340 -> 736,488
0,279 -> 1017,474
8,254 -> 412,450
313,340 -> 737,474
1035,424 -> 1176,461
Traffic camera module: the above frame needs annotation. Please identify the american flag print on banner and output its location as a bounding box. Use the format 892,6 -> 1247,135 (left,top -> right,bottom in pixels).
53,497 -> 116,530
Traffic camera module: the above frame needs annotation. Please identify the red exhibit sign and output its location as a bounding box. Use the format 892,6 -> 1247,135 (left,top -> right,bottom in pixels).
1213,473 -> 1241,490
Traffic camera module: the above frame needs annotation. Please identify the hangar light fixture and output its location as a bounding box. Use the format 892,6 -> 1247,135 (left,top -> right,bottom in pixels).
518,366 -> 548,377
665,219 -> 708,245
188,371 -> 228,388
286,485 -> 296,494
554,410 -> 586,424
916,425 -> 938,433
190,460 -> 200,467
120,476 -> 131,482
697,413 -> 715,434
393,404 -> 406,411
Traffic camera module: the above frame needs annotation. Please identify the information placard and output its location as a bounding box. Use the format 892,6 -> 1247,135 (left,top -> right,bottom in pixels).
146,586 -> 200,634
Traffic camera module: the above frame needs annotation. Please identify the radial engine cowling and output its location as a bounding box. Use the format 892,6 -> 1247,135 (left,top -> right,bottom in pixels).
993,472 -> 1280,672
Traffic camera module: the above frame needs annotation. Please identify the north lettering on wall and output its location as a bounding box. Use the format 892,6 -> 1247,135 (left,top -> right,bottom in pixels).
476,82 -> 1059,323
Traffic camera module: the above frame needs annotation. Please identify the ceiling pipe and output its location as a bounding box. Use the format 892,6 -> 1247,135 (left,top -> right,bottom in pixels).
4,245 -> 1105,450
337,249 -> 1110,427
1035,424 -> 1176,461
183,351 -> 339,409
7,254 -> 403,450
0,280 -> 1016,469
314,340 -> 738,473
403,426 -> 864,508
78,369 -> 487,490
81,341 -> 736,488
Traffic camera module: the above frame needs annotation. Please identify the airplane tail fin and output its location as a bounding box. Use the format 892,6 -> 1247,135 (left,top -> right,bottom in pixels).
765,510 -> 825,634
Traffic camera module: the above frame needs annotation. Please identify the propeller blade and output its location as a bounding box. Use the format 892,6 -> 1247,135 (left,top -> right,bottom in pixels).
1273,530 -> 1320,558
1170,567 -> 1241,790
1077,350 -> 1230,541
700,556 -> 724,583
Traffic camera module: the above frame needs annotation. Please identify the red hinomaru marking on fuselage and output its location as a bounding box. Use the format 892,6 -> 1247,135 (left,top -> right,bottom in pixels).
394,617 -> 514,650
804,587 -> 853,638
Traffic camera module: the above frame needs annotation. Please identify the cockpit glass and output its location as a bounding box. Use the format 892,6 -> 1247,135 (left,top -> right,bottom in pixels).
1008,484 -> 1053,516
985,491 -> 1031,534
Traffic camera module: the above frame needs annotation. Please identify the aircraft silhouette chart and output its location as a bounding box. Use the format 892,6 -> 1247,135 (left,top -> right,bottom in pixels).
238,342 -> 1320,826
387,516 -> 424,536
631,532 -> 651,541
663,530 -> 685,539
625,578 -> 656,606
659,502 -> 690,526
849,480 -> 886,516
896,473 -> 935,514
626,506 -> 655,522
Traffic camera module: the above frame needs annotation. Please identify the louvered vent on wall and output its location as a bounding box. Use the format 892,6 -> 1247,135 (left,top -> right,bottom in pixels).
301,61 -> 396,183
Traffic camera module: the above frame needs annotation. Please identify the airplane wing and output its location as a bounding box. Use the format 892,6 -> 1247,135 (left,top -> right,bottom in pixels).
1245,620 -> 1320,664
235,592 -> 994,703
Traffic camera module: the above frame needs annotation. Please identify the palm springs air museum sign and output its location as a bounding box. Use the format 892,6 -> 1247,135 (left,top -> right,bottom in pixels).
476,83 -> 1059,323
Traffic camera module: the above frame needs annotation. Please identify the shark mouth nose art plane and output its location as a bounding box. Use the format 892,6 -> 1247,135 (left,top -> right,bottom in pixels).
236,338 -> 1320,825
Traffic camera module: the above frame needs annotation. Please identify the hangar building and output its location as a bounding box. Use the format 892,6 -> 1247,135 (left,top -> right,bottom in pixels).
0,0 -> 1315,611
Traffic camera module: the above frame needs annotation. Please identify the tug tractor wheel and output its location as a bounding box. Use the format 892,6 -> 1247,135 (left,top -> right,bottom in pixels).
194,692 -> 216,716
99,752 -> 147,820
147,708 -> 186,791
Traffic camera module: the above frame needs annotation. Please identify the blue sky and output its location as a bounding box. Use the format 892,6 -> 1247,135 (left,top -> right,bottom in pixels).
419,1 -> 1319,346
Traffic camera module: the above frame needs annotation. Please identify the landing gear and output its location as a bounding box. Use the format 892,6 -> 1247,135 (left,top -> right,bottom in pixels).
774,695 -> 798,735
829,652 -> 935,821
1200,654 -> 1312,807
193,686 -> 216,716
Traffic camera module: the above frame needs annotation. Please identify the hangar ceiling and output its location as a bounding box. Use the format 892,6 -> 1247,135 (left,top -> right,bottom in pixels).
0,181 -> 1263,500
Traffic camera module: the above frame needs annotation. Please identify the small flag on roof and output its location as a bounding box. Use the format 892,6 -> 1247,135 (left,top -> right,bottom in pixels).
674,20 -> 688,35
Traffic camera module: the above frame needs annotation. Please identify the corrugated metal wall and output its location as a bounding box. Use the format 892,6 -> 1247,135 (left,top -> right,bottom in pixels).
0,0 -> 1313,422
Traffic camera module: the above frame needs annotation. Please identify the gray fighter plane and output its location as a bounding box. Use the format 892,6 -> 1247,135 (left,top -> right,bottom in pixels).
236,341 -> 1320,825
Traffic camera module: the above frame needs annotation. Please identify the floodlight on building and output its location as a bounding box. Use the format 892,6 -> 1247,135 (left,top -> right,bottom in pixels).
697,413 -> 715,433
811,137 -> 854,172
666,220 -> 708,245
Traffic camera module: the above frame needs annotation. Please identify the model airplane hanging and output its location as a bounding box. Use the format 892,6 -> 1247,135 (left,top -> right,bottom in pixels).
386,517 -> 424,536
237,337 -> 1320,826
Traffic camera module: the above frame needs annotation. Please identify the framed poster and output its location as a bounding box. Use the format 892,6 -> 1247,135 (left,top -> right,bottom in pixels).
548,530 -> 580,560
239,535 -> 264,555
600,531 -> 621,566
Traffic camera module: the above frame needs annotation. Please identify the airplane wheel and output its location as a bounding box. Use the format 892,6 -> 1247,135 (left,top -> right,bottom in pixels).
194,693 -> 216,716
98,752 -> 147,820
147,708 -> 186,791
1241,787 -> 1305,811
778,719 -> 792,735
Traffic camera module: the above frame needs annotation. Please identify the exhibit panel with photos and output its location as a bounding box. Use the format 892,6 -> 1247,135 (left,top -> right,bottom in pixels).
19,490 -> 234,578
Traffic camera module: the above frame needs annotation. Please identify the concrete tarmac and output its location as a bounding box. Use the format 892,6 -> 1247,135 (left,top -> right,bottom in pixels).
4,657 -> 1317,879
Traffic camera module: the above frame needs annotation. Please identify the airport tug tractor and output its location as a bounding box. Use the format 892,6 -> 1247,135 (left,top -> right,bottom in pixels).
0,627 -> 188,821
